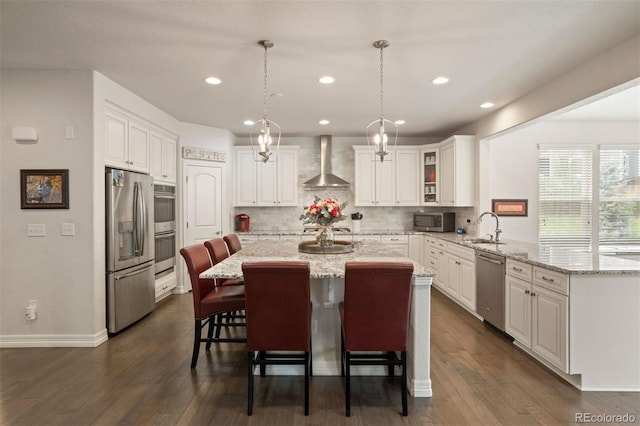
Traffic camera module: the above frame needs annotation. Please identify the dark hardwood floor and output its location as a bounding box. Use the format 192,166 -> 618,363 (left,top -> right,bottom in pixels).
1,289 -> 638,425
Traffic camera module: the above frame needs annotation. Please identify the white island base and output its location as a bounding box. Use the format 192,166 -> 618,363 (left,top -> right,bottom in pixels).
253,276 -> 433,397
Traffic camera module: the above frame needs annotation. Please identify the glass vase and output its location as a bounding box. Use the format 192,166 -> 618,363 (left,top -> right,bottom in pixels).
316,225 -> 335,247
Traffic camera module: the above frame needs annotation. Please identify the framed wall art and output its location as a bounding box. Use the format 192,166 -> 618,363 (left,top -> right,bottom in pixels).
492,199 -> 528,217
20,169 -> 69,209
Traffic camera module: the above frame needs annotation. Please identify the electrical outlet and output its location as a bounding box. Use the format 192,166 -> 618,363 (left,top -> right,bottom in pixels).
26,302 -> 37,320
61,223 -> 75,236
27,224 -> 46,237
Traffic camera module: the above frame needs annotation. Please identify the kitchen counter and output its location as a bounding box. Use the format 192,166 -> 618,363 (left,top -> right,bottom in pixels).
424,233 -> 640,275
202,239 -> 433,279
238,230 -> 640,275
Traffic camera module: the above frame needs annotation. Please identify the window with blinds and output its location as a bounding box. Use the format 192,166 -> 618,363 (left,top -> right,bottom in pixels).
538,149 -> 593,248
600,149 -> 640,245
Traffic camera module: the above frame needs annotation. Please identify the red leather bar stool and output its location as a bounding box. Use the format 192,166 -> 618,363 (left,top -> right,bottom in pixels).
223,233 -> 242,255
242,261 -> 312,416
204,238 -> 243,287
339,261 -> 414,417
179,244 -> 246,369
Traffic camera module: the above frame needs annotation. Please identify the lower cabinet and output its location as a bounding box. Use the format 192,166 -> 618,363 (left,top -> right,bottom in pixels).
381,235 -> 409,257
237,235 -> 258,247
155,271 -> 176,302
505,259 -> 568,372
445,243 -> 476,311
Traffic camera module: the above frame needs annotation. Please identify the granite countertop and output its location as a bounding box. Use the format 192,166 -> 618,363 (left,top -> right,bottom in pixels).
201,240 -> 434,280
237,230 -> 640,275
425,233 -> 640,276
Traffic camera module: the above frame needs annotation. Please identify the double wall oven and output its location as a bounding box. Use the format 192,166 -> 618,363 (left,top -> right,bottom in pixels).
154,184 -> 176,278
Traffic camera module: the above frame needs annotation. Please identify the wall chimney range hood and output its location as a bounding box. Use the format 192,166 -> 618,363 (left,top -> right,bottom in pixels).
302,135 -> 350,188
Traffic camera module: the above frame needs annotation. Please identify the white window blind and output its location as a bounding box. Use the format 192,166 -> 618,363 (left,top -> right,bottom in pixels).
538,149 -> 593,247
599,149 -> 640,245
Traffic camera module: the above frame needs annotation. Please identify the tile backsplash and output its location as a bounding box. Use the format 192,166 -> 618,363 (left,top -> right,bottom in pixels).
233,142 -> 477,234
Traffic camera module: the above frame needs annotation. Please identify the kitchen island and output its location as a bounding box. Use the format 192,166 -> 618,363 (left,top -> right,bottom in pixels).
200,239 -> 435,397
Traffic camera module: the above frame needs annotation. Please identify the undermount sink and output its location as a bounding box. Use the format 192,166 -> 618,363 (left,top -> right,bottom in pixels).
463,238 -> 506,245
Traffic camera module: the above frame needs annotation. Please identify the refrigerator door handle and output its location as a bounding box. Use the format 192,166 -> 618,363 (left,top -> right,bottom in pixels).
139,181 -> 147,256
114,263 -> 154,280
133,181 -> 144,256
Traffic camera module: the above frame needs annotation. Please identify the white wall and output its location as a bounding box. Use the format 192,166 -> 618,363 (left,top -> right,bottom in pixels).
487,121 -> 640,243
0,70 -> 98,345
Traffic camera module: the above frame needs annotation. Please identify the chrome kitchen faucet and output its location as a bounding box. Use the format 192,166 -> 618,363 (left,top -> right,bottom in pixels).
478,211 -> 502,242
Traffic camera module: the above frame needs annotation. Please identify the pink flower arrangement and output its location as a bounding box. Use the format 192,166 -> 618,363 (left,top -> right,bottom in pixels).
299,196 -> 348,226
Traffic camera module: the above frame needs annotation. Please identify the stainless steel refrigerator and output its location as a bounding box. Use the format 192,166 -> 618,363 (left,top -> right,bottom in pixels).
106,168 -> 155,333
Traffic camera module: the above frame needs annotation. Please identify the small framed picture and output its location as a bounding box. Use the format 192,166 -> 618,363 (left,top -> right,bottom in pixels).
492,199 -> 527,217
20,169 -> 69,209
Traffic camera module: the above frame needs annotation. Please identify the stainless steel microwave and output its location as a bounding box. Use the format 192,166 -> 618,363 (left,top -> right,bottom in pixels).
413,212 -> 455,232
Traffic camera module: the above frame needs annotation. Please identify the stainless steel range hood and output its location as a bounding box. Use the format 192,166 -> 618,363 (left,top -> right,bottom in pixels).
302,135 -> 350,188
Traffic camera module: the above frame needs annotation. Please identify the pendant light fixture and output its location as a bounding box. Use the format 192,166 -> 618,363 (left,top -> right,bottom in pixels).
366,40 -> 397,163
250,40 -> 281,163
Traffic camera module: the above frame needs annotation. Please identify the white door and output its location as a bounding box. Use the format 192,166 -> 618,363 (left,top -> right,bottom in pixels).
182,163 -> 223,291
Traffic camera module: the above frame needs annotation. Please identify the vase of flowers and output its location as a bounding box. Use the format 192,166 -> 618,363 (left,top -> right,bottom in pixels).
299,196 -> 348,247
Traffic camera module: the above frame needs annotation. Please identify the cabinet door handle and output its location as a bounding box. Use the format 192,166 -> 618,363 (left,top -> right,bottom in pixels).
531,292 -> 536,297
525,290 -> 530,294
541,276 -> 555,283
455,261 -> 461,265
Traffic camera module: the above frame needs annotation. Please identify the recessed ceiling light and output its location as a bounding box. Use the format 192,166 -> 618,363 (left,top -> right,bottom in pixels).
480,102 -> 494,109
204,76 -> 222,85
432,76 -> 449,85
394,120 -> 406,125
319,76 -> 335,84
243,120 -> 255,126
319,119 -> 330,125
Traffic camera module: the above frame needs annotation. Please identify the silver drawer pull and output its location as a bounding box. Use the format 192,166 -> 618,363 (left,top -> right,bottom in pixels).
542,276 -> 555,283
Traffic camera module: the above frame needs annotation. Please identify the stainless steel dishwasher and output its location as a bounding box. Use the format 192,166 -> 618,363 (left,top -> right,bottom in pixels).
476,251 -> 506,331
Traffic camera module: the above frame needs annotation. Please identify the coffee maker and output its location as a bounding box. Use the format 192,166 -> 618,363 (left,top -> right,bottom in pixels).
235,214 -> 250,232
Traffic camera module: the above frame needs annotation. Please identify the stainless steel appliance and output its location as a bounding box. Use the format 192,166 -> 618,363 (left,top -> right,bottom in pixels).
153,184 -> 176,277
106,168 -> 155,333
413,212 -> 455,232
153,184 -> 176,233
476,252 -> 506,331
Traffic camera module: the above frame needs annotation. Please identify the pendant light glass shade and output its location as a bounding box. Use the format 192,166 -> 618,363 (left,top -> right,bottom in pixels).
250,40 -> 280,163
366,40 -> 397,163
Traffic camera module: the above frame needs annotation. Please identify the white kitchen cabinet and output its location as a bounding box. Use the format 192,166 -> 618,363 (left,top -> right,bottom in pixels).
155,271 -> 177,302
408,234 -> 424,266
150,131 -> 177,184
235,148 -> 258,206
421,147 -> 439,205
381,235 -> 409,257
354,147 -> 420,207
505,259 -> 568,372
444,243 -> 475,311
435,244 -> 448,291
394,148 -> 421,206
279,235 -> 301,241
352,234 -> 381,242
234,147 -> 298,207
438,135 -> 474,207
353,147 -> 394,206
237,234 -> 258,247
275,149 -> 298,206
424,237 -> 439,287
105,109 -> 150,173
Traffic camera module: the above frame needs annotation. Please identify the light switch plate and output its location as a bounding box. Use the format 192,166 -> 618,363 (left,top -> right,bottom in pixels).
27,224 -> 46,237
61,223 -> 75,236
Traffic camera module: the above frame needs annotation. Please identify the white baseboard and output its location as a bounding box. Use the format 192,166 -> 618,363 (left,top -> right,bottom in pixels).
409,378 -> 433,397
0,329 -> 109,348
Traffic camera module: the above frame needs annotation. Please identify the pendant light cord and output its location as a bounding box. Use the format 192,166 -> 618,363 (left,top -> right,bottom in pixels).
379,44 -> 384,123
263,44 -> 268,122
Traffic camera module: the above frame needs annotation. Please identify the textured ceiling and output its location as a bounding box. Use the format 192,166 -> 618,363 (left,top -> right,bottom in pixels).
1,1 -> 639,137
